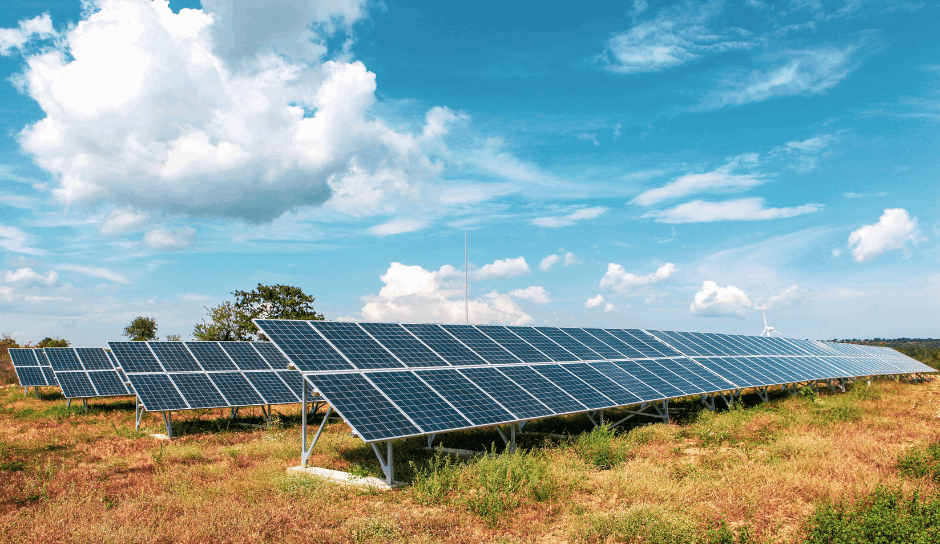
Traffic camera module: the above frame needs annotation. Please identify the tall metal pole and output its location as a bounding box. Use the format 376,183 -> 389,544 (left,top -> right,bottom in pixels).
465,231 -> 469,324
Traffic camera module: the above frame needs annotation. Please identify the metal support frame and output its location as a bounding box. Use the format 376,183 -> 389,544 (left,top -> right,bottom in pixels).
82,398 -> 88,414
607,399 -> 671,429
371,440 -> 395,486
135,396 -> 144,431
230,407 -> 239,420
161,411 -> 173,438
427,434 -> 437,448
494,422 -> 518,453
701,393 -> 716,412
586,410 -> 606,427
66,398 -> 71,408
718,390 -> 739,409
301,375 -> 333,468
755,386 -> 769,403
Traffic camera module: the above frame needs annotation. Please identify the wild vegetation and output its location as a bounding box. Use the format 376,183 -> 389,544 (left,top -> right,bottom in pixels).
0,374 -> 936,543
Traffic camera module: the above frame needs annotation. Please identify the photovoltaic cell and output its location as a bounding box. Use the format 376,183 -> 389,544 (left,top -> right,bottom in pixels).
366,371 -> 472,432
530,364 -> 615,410
170,373 -> 228,408
42,367 -> 58,386
359,323 -> 449,367
9,348 -> 38,368
130,374 -> 189,411
244,371 -> 299,404
277,370 -> 304,400
560,328 -> 624,360
310,321 -> 404,370
109,342 -> 163,373
562,363 -> 642,406
605,329 -> 664,358
402,324 -> 487,366
671,358 -> 734,391
460,366 -> 554,419
415,368 -> 515,426
253,320 -> 352,372
220,342 -> 272,371
150,343 -> 203,372
75,348 -> 113,370
253,342 -> 291,369
88,371 -> 129,396
15,367 -> 46,388
649,359 -> 706,394
534,327 -> 600,360
440,325 -> 520,365
497,366 -> 586,414
583,329 -> 645,359
612,360 -> 685,399
589,361 -> 663,402
304,373 -> 422,442
45,348 -> 83,371
506,327 -> 579,362
474,326 -> 551,363
208,372 -> 265,406
56,371 -> 97,398
185,342 -> 238,371
633,330 -> 682,356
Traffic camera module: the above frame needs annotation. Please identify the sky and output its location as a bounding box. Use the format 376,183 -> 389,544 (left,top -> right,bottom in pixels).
0,0 -> 938,345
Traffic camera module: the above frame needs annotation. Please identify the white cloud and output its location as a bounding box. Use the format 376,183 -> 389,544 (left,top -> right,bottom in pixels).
600,1 -> 752,74
0,286 -> 13,301
600,262 -> 676,294
643,198 -> 822,223
509,286 -> 550,304
532,206 -> 609,228
775,135 -> 835,173
361,262 -> 532,325
5,0 -> 463,225
585,294 -> 605,309
471,256 -> 531,281
604,302 -> 615,313
631,154 -> 762,206
368,218 -> 428,236
143,225 -> 196,251
564,252 -> 581,266
538,254 -> 561,271
100,207 -> 151,236
0,225 -> 44,255
57,264 -> 131,284
0,13 -> 55,56
757,285 -> 798,310
577,132 -> 600,146
3,267 -> 58,287
847,208 -> 924,263
690,280 -> 752,317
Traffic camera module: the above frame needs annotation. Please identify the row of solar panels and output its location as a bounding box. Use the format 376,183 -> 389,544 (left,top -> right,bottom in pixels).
106,341 -> 303,411
253,320 -> 934,443
254,320 -> 927,375
8,348 -> 59,388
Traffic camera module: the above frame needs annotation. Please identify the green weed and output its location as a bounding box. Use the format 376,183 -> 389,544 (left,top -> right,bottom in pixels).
899,441 -> 940,481
571,424 -> 631,469
410,450 -> 461,505
458,446 -> 561,525
574,504 -> 697,544
706,520 -> 757,544
275,473 -> 323,495
345,514 -> 402,543
802,486 -> 940,544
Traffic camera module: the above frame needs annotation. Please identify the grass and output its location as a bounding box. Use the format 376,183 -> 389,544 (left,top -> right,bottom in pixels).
0,377 -> 936,543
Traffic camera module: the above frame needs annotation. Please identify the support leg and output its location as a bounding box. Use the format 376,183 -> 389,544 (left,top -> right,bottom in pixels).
230,407 -> 239,421
162,411 -> 173,438
510,421 -> 517,453
301,377 -> 307,462
66,398 -> 71,408
371,441 -> 395,486
135,397 -> 143,431
301,406 -> 332,467
82,398 -> 88,414
427,434 -> 436,448
35,387 -> 39,399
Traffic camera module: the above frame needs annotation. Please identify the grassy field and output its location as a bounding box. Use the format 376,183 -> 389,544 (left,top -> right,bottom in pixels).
0,377 -> 937,543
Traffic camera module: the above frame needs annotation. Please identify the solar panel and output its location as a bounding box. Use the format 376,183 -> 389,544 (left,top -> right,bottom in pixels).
149,343 -> 202,372
589,361 -> 663,402
303,373 -> 422,442
474,326 -> 551,363
310,321 -> 404,370
631,330 -> 682,356
219,342 -> 272,370
365,371 -> 473,433
129,374 -> 189,411
56,371 -> 97,398
185,342 -> 238,371
460,366 -> 554,419
276,370 -> 305,400
414,368 -> 516,425
693,358 -> 749,388
506,327 -> 579,362
253,320 -> 352,372
669,357 -> 732,391
583,329 -> 645,359
109,342 -> 163,373
647,359 -> 706,394
534,327 -> 600,360
88,371 -> 129,396
562,363 -> 642,406
529,364 -> 615,410
14,366 -> 46,388
170,373 -> 228,408
606,329 -> 664,358
45,348 -> 83,371
497,365 -> 586,414
41,367 -> 58,386
9,348 -> 38,368
646,330 -> 696,356
244,371 -> 299,404
560,328 -> 624,359
253,342 -> 291,369
359,323 -> 449,367
75,348 -> 113,370
440,325 -> 520,365
612,360 -> 685,398
402,324 -> 487,366
208,372 -> 266,406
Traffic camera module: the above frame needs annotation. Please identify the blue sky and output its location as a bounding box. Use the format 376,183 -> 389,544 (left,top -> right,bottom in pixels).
1,0 -> 938,345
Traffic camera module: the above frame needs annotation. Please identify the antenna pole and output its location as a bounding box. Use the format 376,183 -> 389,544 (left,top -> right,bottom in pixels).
465,231 -> 468,324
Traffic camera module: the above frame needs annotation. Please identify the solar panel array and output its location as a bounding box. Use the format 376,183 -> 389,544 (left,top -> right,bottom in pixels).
254,320 -> 935,443
107,341 -> 302,412
9,348 -> 58,388
44,347 -> 131,399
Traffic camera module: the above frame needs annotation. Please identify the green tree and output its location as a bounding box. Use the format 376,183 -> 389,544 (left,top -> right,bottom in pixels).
36,337 -> 69,347
165,334 -> 182,342
193,284 -> 323,341
123,317 -> 158,341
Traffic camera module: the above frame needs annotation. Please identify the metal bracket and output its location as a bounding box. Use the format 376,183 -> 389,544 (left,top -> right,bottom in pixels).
494,422 -> 518,452
427,434 -> 437,448
371,441 -> 395,486
756,386 -> 769,403
301,406 -> 332,467
701,393 -> 716,412
162,411 -> 174,438
135,396 -> 145,431
230,407 -> 239,420
586,410 -> 606,427
82,398 -> 88,414
66,398 -> 71,409
608,399 -> 670,429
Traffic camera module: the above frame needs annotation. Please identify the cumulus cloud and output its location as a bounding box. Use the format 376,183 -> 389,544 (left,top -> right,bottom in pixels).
599,1 -> 752,74
56,264 -> 130,284
0,13 -> 55,56
564,252 -> 581,266
532,207 -> 609,228
143,225 -> 196,251
690,280 -> 751,317
0,225 -> 44,255
3,267 -> 58,287
604,302 -> 615,313
4,0 -> 463,227
368,218 -> 428,236
600,262 -> 676,294
361,262 -> 532,325
471,257 -> 531,281
509,286 -> 551,304
585,294 -> 605,309
0,286 -> 13,301
643,198 -> 822,223
538,254 -> 561,271
756,285 -> 798,310
631,154 -> 763,206
99,207 -> 151,236
847,208 -> 924,263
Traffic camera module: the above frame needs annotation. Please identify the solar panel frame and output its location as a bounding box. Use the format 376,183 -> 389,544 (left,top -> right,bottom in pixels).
474,326 -> 552,363
109,342 -> 164,373
309,321 -> 405,370
14,366 -> 47,388
358,323 -> 450,367
440,325 -> 521,365
402,323 -> 487,366
459,366 -> 555,419
253,319 -> 353,372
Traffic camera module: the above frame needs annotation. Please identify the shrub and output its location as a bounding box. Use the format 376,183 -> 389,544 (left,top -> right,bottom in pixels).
571,424 -> 631,469
410,450 -> 461,505
575,504 -> 697,544
899,441 -> 940,481
802,486 -> 940,544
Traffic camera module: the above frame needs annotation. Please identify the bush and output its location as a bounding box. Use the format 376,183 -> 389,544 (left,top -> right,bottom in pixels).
575,504 -> 697,544
410,450 -> 461,505
899,441 -> 940,482
571,424 -> 631,469
802,486 -> 940,544
459,446 -> 560,524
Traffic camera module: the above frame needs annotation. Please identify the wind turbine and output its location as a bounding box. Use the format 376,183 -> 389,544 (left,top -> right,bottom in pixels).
760,309 -> 781,336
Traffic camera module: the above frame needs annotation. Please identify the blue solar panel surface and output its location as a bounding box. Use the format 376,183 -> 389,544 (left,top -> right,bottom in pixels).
460,366 -> 554,419
304,373 -> 422,441
366,371 -> 473,432
130,374 -> 189,411
310,321 -> 404,370
506,327 -> 578,362
109,342 -> 163,373
88,371 -> 129,396
208,372 -> 265,407
75,348 -> 113,370
253,342 -> 291,369
45,348 -> 83,371
440,325 -> 520,365
56,371 -> 97,398
359,323 -> 449,367
475,326 -> 551,363
186,342 -> 238,371
415,369 -> 516,426
402,324 -> 486,365
254,320 -> 352,372
219,342 -> 271,371
534,327 -> 600,360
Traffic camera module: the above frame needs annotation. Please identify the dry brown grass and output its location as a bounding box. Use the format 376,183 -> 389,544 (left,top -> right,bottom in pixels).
0,377 -> 937,544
